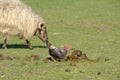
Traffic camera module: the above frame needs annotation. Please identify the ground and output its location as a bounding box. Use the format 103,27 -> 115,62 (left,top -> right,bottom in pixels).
0,0 -> 120,80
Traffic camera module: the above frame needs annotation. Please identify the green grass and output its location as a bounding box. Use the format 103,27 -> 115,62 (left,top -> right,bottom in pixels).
0,0 -> 120,80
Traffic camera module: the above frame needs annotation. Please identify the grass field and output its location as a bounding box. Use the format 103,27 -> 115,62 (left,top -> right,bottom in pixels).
0,0 -> 120,80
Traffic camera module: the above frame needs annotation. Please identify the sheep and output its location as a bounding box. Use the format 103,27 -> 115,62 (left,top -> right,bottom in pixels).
0,0 -> 48,49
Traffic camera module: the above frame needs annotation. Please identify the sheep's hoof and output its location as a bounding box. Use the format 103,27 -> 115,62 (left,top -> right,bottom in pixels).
29,46 -> 33,50
2,46 -> 7,49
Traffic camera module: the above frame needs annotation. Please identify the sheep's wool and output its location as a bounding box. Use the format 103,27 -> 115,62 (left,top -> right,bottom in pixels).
0,0 -> 45,39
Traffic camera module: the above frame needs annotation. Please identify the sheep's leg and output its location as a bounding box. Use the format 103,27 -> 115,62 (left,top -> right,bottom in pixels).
26,40 -> 33,49
2,38 -> 7,49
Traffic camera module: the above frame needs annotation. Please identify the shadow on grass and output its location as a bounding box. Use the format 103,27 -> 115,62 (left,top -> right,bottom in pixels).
0,44 -> 47,49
